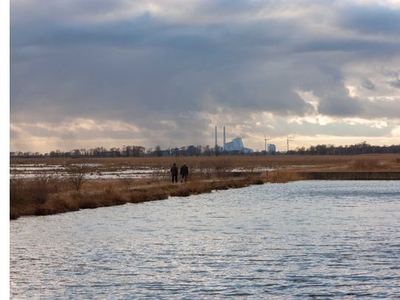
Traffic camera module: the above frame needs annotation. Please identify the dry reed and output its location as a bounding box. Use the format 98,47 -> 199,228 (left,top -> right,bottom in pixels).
10,154 -> 400,220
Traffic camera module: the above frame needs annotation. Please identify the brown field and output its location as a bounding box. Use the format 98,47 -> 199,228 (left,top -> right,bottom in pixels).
10,154 -> 400,220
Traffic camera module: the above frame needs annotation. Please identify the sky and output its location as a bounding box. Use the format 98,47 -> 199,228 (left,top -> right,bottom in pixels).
9,0 -> 400,154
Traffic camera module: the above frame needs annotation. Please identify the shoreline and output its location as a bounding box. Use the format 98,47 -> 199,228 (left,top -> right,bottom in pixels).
298,171 -> 400,180
10,175 -> 264,220
10,171 -> 400,221
10,154 -> 400,220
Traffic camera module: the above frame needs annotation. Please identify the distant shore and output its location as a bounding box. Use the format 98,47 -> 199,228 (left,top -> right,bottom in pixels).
298,171 -> 400,180
10,154 -> 400,220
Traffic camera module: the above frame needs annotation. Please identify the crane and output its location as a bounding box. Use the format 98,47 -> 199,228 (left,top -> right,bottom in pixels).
286,136 -> 293,153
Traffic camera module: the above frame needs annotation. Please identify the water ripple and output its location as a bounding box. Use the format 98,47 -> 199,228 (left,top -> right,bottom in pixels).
11,181 -> 400,299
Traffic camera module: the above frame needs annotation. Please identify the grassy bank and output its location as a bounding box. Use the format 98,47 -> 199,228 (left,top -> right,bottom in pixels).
10,154 -> 400,220
10,176 -> 265,220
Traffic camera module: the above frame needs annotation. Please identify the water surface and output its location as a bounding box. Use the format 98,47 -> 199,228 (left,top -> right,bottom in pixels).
10,181 -> 400,299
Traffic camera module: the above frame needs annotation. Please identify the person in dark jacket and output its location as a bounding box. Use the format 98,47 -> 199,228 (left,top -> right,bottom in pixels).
180,163 -> 189,183
170,163 -> 178,183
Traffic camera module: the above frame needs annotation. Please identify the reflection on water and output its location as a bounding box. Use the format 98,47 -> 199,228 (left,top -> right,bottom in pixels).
10,181 -> 400,299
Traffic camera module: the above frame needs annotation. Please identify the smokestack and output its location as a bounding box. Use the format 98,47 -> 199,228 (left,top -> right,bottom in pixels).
223,126 -> 226,150
215,126 -> 218,148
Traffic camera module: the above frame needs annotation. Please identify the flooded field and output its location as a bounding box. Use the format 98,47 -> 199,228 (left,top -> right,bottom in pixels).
10,163 -> 160,180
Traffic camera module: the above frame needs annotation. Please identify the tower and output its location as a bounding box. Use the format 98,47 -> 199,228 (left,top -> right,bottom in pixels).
215,126 -> 218,148
223,126 -> 226,150
287,136 -> 293,152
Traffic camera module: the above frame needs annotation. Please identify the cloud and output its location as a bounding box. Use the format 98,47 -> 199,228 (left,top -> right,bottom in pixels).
362,79 -> 375,90
391,79 -> 400,89
10,0 -> 400,153
338,3 -> 400,35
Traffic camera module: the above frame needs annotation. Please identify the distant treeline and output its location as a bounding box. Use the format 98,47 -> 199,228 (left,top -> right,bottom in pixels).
10,141 -> 400,159
290,142 -> 400,155
11,145 -> 212,158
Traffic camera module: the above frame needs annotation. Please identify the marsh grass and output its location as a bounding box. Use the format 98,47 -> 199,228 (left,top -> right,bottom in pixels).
10,175 -> 67,218
129,188 -> 169,203
10,154 -> 400,219
267,170 -> 306,183
10,175 -> 265,219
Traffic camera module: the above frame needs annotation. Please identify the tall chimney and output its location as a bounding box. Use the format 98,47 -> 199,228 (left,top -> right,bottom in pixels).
223,126 -> 226,150
215,126 -> 218,148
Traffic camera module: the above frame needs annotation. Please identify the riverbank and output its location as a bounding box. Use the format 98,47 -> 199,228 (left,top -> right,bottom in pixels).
10,154 -> 400,220
298,171 -> 400,180
10,175 -> 265,220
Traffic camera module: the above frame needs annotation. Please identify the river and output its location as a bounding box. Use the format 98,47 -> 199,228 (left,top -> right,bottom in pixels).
10,180 -> 400,299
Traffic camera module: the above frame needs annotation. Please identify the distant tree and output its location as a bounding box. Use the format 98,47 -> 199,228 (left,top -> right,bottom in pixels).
155,145 -> 162,157
72,149 -> 81,157
180,146 -> 186,156
315,144 -> 327,155
132,145 -> 145,157
171,147 -> 179,156
93,147 -> 108,157
123,145 -> 131,157
145,147 -> 153,156
204,145 -> 211,156
110,147 -> 121,157
65,162 -> 91,191
80,149 -> 88,156
184,145 -> 196,156
296,146 -> 306,155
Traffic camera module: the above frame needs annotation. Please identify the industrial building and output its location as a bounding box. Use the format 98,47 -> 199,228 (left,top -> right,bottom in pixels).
267,144 -> 276,154
224,137 -> 253,153
215,126 -> 254,154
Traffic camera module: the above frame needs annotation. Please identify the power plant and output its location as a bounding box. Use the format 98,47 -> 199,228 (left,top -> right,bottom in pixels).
214,126 -> 253,154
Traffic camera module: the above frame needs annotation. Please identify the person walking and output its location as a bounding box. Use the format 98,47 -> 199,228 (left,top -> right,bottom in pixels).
170,163 -> 178,183
180,163 -> 189,183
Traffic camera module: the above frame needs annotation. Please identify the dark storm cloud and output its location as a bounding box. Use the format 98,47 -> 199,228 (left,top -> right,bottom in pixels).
296,37 -> 400,55
11,9 -> 301,122
10,0 -> 400,152
11,15 -> 162,48
318,92 -> 361,116
339,4 -> 400,35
